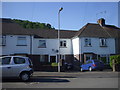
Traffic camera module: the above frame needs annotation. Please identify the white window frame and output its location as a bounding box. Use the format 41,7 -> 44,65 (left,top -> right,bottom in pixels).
17,37 -> 27,46
84,38 -> 91,46
38,40 -> 46,48
49,55 -> 57,63
100,38 -> 107,47
60,54 -> 65,60
0,35 -> 6,46
60,40 -> 67,48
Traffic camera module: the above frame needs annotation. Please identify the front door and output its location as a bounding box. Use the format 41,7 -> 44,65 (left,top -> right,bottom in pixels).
50,56 -> 56,63
84,54 -> 93,63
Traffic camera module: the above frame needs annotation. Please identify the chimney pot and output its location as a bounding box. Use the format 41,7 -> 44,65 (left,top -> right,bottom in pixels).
97,18 -> 105,26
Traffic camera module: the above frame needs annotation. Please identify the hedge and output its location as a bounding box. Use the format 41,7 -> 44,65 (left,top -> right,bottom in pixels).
51,63 -> 58,67
110,55 -> 120,68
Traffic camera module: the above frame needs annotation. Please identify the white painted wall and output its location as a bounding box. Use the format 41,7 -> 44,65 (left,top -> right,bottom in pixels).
72,37 -> 79,55
32,38 -> 73,55
1,35 -> 31,55
0,35 -> 73,56
80,37 -> 116,54
0,35 -> 116,56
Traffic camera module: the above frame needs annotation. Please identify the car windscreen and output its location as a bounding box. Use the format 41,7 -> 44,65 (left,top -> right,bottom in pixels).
0,57 -> 11,65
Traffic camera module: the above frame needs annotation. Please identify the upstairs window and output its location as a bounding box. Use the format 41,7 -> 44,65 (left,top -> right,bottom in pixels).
100,38 -> 107,47
84,38 -> 91,46
38,40 -> 46,48
17,37 -> 27,46
0,35 -> 6,46
60,40 -> 67,48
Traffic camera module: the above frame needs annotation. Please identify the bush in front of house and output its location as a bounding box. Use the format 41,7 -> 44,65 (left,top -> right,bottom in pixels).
110,55 -> 120,70
51,63 -> 58,67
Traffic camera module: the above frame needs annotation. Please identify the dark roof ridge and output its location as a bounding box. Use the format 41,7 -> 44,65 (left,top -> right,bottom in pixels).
78,23 -> 89,36
87,23 -> 98,25
59,29 -> 78,32
73,23 -> 90,37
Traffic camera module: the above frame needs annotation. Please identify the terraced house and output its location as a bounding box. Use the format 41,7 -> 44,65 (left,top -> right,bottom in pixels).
0,18 -> 120,70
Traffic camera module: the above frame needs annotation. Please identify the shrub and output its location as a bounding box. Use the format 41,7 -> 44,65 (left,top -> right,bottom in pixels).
51,63 -> 58,67
110,55 -> 120,68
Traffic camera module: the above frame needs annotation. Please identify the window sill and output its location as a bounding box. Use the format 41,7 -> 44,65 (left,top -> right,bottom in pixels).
60,47 -> 67,48
100,46 -> 107,47
16,45 -> 27,46
0,45 -> 6,46
38,47 -> 46,48
84,45 -> 92,47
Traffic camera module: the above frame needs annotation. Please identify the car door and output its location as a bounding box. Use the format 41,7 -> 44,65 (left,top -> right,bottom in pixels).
86,60 -> 92,70
0,57 -> 12,77
83,60 -> 92,70
11,57 -> 26,77
82,61 -> 88,70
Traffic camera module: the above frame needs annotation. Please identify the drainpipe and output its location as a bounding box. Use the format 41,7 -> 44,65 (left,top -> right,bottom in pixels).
30,35 -> 32,55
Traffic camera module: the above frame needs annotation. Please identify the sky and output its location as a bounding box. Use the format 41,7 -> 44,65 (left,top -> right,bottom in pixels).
2,2 -> 119,30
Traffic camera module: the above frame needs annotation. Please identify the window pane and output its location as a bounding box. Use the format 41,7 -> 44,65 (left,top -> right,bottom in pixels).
39,40 -> 46,48
89,39 -> 91,45
0,57 -> 11,65
85,38 -> 91,46
14,57 -> 25,64
60,55 -> 65,60
100,38 -> 106,46
60,41 -> 63,47
63,41 -> 66,47
85,39 -> 88,46
60,40 -> 66,47
17,37 -> 27,45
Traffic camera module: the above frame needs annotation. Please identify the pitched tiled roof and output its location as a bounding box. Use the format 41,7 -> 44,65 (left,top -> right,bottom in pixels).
75,23 -> 120,38
1,18 -> 120,39
1,22 -> 77,39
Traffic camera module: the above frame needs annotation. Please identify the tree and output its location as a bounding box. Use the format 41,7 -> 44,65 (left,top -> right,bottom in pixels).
46,23 -> 52,29
12,19 -> 55,30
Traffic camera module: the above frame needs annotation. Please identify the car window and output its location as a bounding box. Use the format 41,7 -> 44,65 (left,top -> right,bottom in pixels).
0,57 -> 11,65
13,57 -> 25,64
86,61 -> 92,64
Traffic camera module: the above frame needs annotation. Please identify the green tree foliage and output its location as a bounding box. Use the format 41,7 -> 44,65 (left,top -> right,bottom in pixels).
12,19 -> 55,30
110,55 -> 120,68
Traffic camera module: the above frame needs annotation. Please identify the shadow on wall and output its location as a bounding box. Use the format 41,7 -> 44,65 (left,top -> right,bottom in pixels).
72,57 -> 81,71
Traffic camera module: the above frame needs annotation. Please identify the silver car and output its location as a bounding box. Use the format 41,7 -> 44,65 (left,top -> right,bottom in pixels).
0,56 -> 33,81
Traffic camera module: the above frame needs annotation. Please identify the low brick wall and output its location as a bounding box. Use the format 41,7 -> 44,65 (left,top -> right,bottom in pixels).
34,65 -> 65,72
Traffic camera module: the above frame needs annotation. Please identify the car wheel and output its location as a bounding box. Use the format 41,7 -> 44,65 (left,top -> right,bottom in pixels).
80,67 -> 83,72
89,67 -> 92,71
20,72 -> 30,81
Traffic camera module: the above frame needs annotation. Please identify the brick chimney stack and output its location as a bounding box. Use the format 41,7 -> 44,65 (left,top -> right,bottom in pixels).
97,18 -> 105,26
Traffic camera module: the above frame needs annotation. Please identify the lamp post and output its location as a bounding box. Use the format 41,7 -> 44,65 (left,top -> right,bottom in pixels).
58,7 -> 63,72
